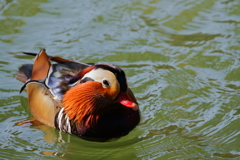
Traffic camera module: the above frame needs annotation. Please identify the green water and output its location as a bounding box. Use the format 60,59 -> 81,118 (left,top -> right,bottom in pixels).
0,0 -> 240,159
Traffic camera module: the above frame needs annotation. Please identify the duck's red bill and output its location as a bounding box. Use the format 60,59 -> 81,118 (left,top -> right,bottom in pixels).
116,91 -> 138,110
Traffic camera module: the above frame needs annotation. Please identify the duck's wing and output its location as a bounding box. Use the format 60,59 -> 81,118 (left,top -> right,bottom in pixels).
16,49 -> 92,127
17,49 -> 92,96
16,49 -> 92,83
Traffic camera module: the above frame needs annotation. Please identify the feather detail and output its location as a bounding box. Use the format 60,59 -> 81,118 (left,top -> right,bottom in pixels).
23,51 -> 91,66
30,49 -> 50,81
63,81 -> 110,126
68,66 -> 95,84
16,64 -> 33,83
55,108 -> 72,133
23,51 -> 74,63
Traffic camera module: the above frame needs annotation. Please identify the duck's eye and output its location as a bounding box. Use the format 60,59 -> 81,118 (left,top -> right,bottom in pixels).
102,79 -> 110,88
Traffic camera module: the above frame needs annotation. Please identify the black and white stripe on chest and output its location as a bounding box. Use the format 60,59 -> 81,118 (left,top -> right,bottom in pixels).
55,108 -> 72,134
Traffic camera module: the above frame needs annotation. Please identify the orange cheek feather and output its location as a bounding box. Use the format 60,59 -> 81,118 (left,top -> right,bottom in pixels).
63,82 -> 109,124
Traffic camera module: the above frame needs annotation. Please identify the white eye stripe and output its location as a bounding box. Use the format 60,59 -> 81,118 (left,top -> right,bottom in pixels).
82,68 -> 116,85
81,67 -> 120,99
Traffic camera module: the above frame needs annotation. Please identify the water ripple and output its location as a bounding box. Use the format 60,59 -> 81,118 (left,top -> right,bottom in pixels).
0,0 -> 240,159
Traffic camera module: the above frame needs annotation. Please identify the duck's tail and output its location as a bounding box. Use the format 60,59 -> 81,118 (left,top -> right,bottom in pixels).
16,64 -> 33,83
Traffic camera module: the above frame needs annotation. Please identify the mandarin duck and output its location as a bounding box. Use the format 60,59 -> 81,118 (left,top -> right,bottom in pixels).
16,49 -> 140,142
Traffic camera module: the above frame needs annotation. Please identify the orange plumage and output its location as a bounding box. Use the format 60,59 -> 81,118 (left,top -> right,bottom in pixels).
63,82 -> 106,125
17,49 -> 140,141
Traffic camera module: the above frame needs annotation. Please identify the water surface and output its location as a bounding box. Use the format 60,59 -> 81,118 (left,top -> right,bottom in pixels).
0,0 -> 240,159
